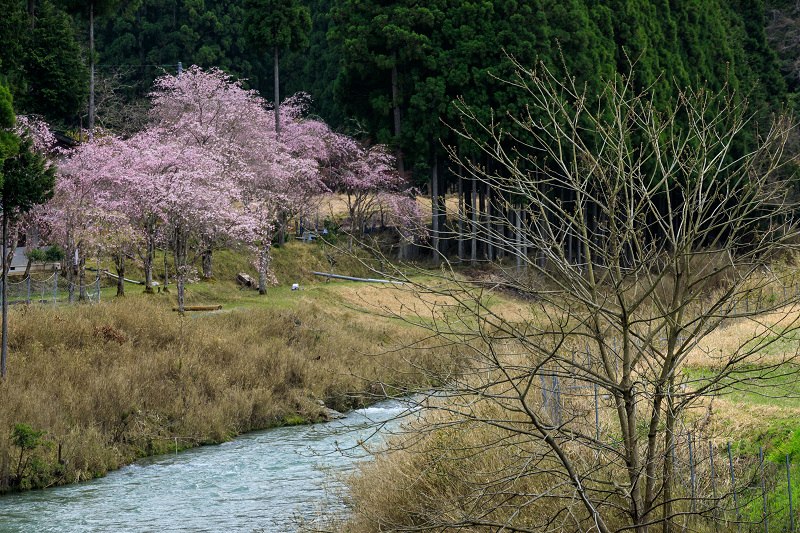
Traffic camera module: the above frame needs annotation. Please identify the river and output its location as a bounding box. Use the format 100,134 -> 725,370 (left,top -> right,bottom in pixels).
0,400 -> 409,532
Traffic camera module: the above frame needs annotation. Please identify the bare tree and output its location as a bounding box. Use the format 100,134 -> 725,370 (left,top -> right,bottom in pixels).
92,68 -> 150,137
334,61 -> 800,533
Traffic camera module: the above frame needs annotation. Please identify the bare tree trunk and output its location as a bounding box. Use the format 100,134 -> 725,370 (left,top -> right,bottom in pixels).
163,249 -> 169,292
391,49 -> 404,175
485,183 -> 494,261
458,168 -> 464,262
89,3 -> 95,134
431,157 -> 440,265
115,252 -> 125,297
143,223 -> 154,293
177,275 -> 185,311
0,219 -> 17,377
258,242 -> 271,295
1,215 -> 7,378
662,383 -> 676,533
497,197 -> 505,260
78,255 -> 86,300
28,0 -> 34,29
274,46 -> 280,141
201,249 -> 213,279
516,205 -> 523,271
173,226 -> 188,312
4,227 -> 18,279
471,175 -> 477,266
67,246 -> 74,303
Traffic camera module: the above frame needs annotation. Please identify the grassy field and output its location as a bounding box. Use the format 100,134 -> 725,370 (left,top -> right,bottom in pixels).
0,239 -> 452,494
8,235 -> 800,531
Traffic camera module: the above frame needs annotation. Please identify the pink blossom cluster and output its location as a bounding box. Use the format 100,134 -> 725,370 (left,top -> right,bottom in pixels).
13,115 -> 58,154
29,67 -> 424,306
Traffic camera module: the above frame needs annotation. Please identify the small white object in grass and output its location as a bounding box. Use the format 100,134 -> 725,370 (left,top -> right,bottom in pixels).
291,283 -> 299,291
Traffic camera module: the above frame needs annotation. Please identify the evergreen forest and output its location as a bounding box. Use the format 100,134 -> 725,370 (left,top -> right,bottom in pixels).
3,0 -> 800,256
1,1 -> 796,143
7,4 -> 800,531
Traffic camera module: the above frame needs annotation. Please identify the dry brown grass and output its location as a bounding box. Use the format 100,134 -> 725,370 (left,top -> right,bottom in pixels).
0,296 -> 446,493
414,194 -> 461,221
330,405 -> 571,533
317,270 -> 800,533
700,396 -> 800,443
325,390 -> 654,533
318,193 -> 460,223
333,276 -> 539,329
683,303 -> 800,369
335,283 -> 463,320
320,193 -> 352,218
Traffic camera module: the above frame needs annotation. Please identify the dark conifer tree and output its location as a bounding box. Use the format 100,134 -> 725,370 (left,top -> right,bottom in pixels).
243,0 -> 311,140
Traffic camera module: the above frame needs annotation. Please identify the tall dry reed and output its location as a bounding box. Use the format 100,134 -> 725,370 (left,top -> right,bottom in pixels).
0,296 -> 443,493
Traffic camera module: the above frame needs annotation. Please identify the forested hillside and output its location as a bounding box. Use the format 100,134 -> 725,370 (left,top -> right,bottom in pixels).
0,0 -> 795,170
328,0 -> 787,183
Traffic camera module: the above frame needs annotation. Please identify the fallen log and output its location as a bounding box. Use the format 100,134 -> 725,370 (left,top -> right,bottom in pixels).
172,305 -> 223,312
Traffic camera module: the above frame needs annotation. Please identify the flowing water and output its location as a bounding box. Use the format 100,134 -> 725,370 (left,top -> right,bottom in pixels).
0,400 -> 408,532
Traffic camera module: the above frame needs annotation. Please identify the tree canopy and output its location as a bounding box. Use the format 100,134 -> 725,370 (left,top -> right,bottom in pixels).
329,0 -> 787,181
0,82 -> 18,165
0,0 -> 88,126
243,0 -> 310,53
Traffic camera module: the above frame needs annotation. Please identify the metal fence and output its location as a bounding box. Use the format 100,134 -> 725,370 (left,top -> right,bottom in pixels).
2,273 -> 102,307
533,279 -> 800,530
538,371 -> 800,531
671,435 -> 800,532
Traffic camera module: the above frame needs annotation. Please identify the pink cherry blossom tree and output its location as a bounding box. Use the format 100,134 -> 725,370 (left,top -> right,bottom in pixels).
46,134 -> 119,301
158,137 -> 246,310
239,143 -> 321,293
96,209 -> 141,297
44,65 -> 424,305
149,67 -> 272,279
322,138 -> 410,250
268,93 -> 331,245
118,127 -> 244,310
109,130 -> 182,293
6,116 -> 60,272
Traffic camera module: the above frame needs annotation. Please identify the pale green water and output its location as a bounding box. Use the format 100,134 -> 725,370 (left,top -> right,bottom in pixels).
0,401 -> 407,532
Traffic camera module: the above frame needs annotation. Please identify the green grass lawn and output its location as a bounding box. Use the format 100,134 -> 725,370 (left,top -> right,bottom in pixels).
686,365 -> 800,409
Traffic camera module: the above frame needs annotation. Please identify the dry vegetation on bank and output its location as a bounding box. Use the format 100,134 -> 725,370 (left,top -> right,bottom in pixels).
0,289 -> 450,493
314,274 -> 800,533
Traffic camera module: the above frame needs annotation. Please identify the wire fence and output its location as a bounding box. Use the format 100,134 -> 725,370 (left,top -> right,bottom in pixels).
2,273 -> 102,307
667,435 -> 800,532
542,280 -> 800,423
535,279 -> 800,530
540,377 -> 800,531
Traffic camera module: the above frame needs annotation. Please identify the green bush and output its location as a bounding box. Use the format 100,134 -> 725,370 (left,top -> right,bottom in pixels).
44,245 -> 64,262
10,423 -> 55,490
24,245 -> 64,264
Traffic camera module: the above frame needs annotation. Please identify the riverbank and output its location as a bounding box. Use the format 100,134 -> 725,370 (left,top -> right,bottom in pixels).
0,399 -> 409,532
0,282 -> 446,494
